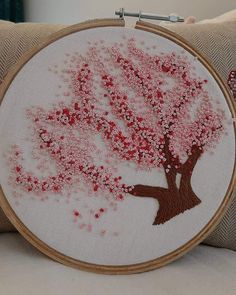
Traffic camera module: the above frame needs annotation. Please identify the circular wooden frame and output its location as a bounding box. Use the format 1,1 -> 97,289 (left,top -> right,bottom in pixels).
0,18 -> 235,274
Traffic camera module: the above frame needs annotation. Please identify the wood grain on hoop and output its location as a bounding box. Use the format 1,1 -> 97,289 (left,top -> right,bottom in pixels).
0,19 -> 235,275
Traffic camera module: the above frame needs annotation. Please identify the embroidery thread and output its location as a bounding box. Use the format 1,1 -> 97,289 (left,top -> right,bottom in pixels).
8,38 -> 226,227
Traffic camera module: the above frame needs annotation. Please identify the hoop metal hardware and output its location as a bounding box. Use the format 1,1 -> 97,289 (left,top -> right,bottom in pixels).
115,8 -> 184,23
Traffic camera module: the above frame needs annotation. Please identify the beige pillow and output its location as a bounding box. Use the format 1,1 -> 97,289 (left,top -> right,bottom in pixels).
0,20 -> 235,251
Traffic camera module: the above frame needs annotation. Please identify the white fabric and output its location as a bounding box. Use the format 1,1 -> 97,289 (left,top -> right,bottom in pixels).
0,26 -> 235,266
0,233 -> 235,295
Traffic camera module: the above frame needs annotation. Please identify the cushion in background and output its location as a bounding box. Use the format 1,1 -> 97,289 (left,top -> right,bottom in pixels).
0,20 -> 235,251
1,233 -> 236,295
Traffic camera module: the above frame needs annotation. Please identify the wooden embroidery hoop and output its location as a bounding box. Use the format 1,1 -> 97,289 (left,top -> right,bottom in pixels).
0,18 -> 235,274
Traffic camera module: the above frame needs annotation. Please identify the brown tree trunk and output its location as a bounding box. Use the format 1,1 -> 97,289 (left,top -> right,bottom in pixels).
129,148 -> 202,225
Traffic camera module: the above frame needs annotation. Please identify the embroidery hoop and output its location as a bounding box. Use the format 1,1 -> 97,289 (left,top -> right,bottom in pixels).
0,19 -> 235,274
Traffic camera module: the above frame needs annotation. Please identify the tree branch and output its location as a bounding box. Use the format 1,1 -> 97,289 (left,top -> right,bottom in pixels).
179,147 -> 202,175
129,184 -> 169,199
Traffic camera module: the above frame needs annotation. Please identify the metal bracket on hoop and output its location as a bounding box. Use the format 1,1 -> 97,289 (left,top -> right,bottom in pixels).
115,8 -> 184,23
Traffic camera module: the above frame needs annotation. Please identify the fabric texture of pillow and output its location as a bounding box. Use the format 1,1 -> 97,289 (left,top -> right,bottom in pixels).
0,20 -> 235,251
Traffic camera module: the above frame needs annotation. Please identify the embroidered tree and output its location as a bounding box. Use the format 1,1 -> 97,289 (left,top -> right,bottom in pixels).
11,38 -> 225,225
